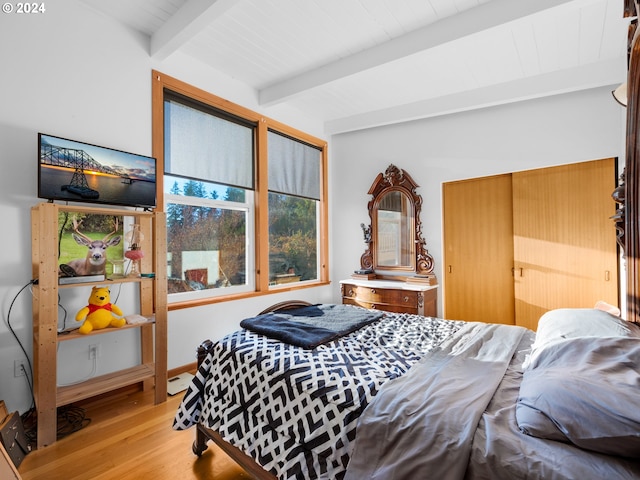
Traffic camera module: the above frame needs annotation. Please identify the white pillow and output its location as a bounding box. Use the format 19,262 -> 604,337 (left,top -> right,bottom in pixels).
523,308 -> 640,368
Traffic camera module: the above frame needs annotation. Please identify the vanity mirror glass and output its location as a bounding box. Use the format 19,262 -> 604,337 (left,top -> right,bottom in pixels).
376,190 -> 413,268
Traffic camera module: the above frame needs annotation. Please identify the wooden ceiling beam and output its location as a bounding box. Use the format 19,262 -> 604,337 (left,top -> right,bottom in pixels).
151,0 -> 239,60
259,0 -> 579,107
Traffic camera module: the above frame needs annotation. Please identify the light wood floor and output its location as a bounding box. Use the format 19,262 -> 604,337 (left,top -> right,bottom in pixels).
18,388 -> 253,480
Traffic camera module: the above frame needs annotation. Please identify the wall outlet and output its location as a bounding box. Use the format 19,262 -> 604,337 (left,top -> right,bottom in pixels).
89,344 -> 101,360
14,359 -> 26,377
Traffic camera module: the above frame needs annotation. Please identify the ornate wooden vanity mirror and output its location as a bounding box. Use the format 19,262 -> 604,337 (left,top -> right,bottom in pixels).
359,164 -> 435,282
341,165 -> 438,316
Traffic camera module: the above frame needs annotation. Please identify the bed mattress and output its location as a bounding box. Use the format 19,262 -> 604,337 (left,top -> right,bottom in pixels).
173,311 -> 463,479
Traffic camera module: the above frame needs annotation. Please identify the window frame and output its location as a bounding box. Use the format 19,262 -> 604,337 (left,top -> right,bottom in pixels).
152,70 -> 329,310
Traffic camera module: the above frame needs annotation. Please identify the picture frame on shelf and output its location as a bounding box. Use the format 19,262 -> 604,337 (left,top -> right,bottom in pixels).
56,211 -> 125,280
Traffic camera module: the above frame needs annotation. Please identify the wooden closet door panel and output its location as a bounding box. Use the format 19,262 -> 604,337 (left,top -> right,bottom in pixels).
512,158 -> 618,331
443,174 -> 515,324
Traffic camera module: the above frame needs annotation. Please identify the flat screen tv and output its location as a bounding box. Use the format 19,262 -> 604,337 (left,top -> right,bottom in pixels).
38,133 -> 156,209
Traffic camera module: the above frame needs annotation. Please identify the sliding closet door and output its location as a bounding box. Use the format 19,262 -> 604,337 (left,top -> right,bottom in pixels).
443,174 -> 515,324
512,158 -> 618,331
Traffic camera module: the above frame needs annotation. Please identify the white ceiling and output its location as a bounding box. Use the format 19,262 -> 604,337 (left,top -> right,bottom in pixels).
79,0 -> 629,134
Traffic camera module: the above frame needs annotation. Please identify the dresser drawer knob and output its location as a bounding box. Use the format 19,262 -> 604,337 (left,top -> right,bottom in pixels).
370,288 -> 376,294
403,296 -> 409,303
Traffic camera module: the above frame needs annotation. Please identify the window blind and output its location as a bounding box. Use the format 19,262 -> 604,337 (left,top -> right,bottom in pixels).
164,98 -> 254,189
268,130 -> 321,200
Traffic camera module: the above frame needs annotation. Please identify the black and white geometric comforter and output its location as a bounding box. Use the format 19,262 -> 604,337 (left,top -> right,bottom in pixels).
173,310 -> 464,480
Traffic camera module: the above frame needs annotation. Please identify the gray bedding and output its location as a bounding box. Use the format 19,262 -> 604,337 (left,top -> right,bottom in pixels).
517,336 -> 640,458
345,321 -> 640,480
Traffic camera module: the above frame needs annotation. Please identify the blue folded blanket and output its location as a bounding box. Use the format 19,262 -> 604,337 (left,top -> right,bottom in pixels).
240,304 -> 385,349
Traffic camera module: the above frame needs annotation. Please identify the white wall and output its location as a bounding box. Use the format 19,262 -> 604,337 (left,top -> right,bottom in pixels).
0,0 -> 333,414
331,88 -> 626,317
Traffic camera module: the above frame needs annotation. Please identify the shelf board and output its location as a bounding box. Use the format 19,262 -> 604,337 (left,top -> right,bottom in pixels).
56,203 -> 155,218
57,320 -> 154,342
57,276 -> 154,289
56,363 -> 155,407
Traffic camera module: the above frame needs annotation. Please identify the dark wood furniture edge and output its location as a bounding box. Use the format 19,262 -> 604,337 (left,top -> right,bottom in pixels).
257,299 -> 313,315
193,424 -> 277,480
626,9 -> 640,322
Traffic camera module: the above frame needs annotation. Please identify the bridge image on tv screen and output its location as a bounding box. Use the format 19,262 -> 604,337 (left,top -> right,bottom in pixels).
38,133 -> 156,209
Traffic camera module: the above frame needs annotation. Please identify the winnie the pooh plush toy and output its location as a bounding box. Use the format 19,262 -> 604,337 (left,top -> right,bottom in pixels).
75,286 -> 126,334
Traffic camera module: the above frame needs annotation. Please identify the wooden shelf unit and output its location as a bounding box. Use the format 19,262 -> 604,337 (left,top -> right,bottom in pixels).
31,202 -> 168,449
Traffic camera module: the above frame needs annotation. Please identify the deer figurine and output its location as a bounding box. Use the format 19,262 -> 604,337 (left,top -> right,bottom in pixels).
61,216 -> 122,276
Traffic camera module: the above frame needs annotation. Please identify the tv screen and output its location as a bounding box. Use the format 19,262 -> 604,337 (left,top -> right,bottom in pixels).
38,133 -> 156,209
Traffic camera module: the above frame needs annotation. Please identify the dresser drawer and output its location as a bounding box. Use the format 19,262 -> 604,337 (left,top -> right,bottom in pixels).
341,280 -> 438,317
343,297 -> 418,314
342,283 -> 419,307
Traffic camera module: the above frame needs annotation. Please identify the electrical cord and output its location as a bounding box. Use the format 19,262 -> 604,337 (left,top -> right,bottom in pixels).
56,405 -> 91,439
58,211 -> 70,260
9,279 -> 92,445
21,404 -> 91,444
56,355 -> 98,387
110,278 -> 123,304
58,292 -> 69,333
6,280 -> 37,411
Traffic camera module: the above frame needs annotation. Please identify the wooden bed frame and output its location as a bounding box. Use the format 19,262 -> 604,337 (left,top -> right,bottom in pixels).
188,2 -> 640,477
193,418 -> 277,480
191,300 -> 311,479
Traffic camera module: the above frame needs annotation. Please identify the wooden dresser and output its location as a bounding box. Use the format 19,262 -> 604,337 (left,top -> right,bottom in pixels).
340,279 -> 437,316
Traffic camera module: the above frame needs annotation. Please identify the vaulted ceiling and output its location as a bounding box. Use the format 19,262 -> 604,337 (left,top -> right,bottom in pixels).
79,0 -> 628,134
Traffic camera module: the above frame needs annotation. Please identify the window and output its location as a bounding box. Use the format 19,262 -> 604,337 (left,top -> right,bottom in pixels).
164,177 -> 254,299
152,71 -> 328,307
268,131 -> 322,286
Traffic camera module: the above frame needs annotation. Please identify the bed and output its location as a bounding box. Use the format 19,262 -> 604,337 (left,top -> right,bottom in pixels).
173,301 -> 640,479
173,2 -> 640,475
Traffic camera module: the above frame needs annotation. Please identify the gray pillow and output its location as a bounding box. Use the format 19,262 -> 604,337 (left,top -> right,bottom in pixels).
516,336 -> 640,458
